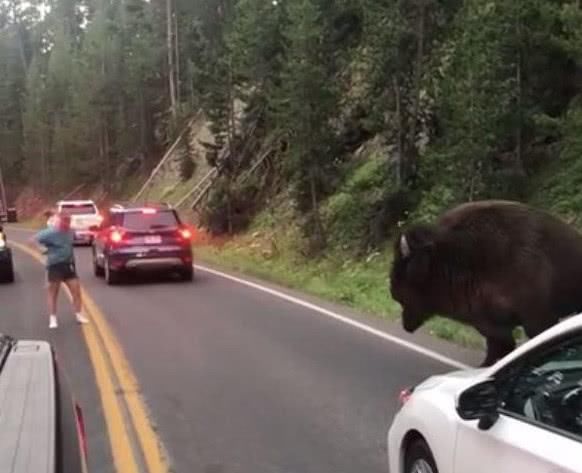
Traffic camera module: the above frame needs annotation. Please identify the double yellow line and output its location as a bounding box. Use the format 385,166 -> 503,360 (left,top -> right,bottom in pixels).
13,242 -> 170,473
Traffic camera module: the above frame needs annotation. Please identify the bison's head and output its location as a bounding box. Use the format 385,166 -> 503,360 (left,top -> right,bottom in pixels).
389,224 -> 439,333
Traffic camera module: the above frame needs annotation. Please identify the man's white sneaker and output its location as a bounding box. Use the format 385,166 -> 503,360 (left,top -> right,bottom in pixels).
49,315 -> 58,329
76,313 -> 90,324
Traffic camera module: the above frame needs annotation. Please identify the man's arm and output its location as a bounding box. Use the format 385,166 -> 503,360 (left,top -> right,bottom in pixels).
27,228 -> 50,249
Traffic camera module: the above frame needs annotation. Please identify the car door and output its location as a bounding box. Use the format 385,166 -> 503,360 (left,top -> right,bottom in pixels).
454,333 -> 582,473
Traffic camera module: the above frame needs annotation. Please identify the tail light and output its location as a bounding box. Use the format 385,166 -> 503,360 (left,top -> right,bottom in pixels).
75,403 -> 88,461
109,229 -> 125,244
179,228 -> 192,240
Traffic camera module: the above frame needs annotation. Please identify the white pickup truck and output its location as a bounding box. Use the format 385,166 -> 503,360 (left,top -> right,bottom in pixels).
0,335 -> 89,473
57,200 -> 102,245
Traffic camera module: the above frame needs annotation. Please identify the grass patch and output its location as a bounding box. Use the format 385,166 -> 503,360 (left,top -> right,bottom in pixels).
197,241 -> 398,316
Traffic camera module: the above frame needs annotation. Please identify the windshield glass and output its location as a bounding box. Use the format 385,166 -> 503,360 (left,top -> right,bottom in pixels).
121,210 -> 179,231
60,204 -> 97,215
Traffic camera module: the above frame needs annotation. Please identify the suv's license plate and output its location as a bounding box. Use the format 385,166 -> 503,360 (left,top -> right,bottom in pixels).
145,236 -> 162,244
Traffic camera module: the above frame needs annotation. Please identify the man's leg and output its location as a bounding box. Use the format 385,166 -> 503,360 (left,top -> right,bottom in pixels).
47,280 -> 60,329
64,277 -> 89,324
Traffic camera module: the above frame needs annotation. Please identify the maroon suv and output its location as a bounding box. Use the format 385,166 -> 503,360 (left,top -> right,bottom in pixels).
91,204 -> 194,285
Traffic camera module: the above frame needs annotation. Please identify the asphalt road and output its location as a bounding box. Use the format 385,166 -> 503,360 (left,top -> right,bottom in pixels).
3,227 -> 482,473
0,243 -> 114,473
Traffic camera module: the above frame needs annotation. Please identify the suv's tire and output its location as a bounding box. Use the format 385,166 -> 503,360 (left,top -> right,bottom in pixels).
104,259 -> 121,285
93,250 -> 104,277
0,258 -> 14,284
180,266 -> 194,282
404,438 -> 438,473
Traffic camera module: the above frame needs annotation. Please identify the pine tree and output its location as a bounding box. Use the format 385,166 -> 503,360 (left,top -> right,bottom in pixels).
274,0 -> 339,250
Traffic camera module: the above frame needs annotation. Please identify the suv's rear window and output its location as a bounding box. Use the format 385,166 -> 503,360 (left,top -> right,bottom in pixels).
60,204 -> 97,215
119,210 -> 179,231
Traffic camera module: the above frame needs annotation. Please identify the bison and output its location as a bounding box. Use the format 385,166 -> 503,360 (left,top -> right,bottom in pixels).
389,200 -> 582,367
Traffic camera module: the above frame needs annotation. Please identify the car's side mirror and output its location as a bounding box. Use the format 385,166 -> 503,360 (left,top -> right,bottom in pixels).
457,379 -> 500,430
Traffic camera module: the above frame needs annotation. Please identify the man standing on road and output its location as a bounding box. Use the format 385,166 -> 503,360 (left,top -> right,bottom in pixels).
30,213 -> 89,329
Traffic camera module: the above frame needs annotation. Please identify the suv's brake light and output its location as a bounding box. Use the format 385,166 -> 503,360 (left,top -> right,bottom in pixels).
110,229 -> 124,243
179,228 -> 192,240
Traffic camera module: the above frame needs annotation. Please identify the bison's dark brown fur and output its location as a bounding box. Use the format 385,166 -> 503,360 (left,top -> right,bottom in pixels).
389,200 -> 582,367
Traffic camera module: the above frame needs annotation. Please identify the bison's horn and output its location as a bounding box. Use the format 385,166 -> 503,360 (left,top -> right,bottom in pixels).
400,234 -> 410,257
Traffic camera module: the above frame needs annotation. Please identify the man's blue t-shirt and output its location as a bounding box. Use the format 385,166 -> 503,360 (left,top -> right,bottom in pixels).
35,228 -> 75,267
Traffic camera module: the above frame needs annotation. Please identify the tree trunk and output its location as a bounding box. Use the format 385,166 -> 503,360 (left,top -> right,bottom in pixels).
392,77 -> 404,187
408,0 -> 426,177
174,13 -> 181,106
42,124 -> 50,192
515,0 -> 523,170
167,0 -> 177,122
16,25 -> 27,73
40,129 -> 47,192
104,122 -> 111,192
0,163 -> 8,213
309,166 -> 326,250
139,86 -> 147,151
227,56 -> 236,151
468,18 -> 477,201
226,180 -> 233,235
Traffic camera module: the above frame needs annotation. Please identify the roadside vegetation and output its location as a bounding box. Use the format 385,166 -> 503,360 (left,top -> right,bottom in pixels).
2,0 -> 582,350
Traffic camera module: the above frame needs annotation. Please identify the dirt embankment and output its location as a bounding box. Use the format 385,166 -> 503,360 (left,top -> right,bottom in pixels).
14,184 -> 114,222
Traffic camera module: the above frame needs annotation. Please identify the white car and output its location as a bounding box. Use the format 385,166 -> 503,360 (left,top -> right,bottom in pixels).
388,313 -> 582,473
57,199 -> 103,245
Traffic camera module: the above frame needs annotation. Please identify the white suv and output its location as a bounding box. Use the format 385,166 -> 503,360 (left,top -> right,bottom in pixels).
388,313 -> 582,473
57,200 -> 102,245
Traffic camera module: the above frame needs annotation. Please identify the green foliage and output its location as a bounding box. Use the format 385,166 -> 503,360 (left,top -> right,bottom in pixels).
324,158 -> 391,251
1,0 -> 167,193
200,176 -> 262,234
2,0 -> 582,266
530,105 -> 582,221
268,0 -> 343,250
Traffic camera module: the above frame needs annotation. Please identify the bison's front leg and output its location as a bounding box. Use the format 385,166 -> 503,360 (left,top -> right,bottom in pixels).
481,335 -> 516,367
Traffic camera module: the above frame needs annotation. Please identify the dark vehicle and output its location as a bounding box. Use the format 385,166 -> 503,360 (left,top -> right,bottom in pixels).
0,335 -> 89,473
0,225 -> 14,283
91,203 -> 194,285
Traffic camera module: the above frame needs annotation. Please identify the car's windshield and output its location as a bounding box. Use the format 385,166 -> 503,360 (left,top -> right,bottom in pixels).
60,204 -> 97,215
121,210 -> 179,231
